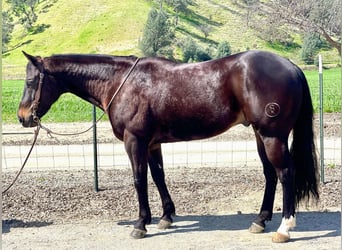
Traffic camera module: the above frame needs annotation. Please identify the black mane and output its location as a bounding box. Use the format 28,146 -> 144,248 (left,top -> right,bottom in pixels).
46,54 -> 138,80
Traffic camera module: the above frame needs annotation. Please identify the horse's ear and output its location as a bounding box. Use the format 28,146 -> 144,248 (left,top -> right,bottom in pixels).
22,51 -> 44,72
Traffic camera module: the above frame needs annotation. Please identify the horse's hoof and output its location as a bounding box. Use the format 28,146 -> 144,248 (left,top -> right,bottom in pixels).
157,219 -> 172,230
249,222 -> 265,233
272,232 -> 290,243
130,229 -> 147,239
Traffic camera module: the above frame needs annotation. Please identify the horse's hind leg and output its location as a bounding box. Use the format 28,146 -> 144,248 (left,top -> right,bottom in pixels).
148,144 -> 176,229
256,134 -> 296,243
249,131 -> 278,233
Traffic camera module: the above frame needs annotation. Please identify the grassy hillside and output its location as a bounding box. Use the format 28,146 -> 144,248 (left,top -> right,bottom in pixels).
3,0 -> 151,68
2,0 -> 340,79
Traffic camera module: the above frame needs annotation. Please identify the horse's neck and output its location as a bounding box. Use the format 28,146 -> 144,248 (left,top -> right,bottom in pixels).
46,56 -> 134,109
52,64 -> 123,110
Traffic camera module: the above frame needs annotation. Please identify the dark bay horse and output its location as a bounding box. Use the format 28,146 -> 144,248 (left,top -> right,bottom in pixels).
18,50 -> 319,242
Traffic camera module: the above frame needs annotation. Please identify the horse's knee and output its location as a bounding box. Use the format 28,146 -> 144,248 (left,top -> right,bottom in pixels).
134,177 -> 147,189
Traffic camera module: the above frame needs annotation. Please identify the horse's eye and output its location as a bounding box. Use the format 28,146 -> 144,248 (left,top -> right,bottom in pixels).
26,79 -> 34,87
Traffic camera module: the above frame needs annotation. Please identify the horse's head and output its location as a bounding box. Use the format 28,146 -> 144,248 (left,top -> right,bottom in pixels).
18,51 -> 60,127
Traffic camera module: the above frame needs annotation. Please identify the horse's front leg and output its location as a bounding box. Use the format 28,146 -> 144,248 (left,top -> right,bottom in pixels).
124,130 -> 151,239
148,144 -> 175,229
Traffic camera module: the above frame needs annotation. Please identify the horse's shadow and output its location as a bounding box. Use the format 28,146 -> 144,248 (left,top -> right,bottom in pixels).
2,219 -> 53,234
118,211 -> 341,240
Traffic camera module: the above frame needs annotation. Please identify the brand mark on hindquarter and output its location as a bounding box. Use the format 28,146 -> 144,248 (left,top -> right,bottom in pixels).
265,102 -> 280,118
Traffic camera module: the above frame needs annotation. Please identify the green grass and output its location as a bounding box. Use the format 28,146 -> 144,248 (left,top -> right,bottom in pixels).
2,68 -> 340,124
304,68 -> 341,113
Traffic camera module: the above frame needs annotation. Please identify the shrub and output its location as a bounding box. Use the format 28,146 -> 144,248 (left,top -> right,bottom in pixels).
215,41 -> 231,59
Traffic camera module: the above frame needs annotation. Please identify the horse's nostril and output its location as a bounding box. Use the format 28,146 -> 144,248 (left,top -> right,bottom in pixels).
18,116 -> 24,124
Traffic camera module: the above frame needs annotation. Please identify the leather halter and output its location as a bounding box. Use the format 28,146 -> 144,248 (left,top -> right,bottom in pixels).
31,72 -> 45,123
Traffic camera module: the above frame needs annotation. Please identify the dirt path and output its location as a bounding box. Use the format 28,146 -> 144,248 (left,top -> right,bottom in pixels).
3,211 -> 341,250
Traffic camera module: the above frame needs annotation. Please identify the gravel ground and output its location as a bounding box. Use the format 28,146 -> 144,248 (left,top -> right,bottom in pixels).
2,166 -> 341,224
2,166 -> 341,249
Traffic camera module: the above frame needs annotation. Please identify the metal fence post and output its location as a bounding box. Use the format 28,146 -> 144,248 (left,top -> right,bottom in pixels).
93,105 -> 99,192
318,54 -> 324,183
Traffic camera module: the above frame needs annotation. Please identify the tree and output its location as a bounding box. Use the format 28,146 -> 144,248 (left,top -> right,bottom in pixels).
2,12 -> 14,53
240,0 -> 341,55
6,0 -> 41,30
301,33 -> 324,64
139,8 -> 175,57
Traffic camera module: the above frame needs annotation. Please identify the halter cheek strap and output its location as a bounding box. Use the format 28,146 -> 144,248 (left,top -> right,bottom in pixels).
31,72 -> 45,122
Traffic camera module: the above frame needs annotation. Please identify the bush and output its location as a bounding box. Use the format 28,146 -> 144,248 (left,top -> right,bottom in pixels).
195,48 -> 211,61
215,41 -> 231,58
181,38 -> 198,62
179,37 -> 212,62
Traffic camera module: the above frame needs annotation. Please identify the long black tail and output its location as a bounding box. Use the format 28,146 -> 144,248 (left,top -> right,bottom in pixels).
291,68 -> 319,205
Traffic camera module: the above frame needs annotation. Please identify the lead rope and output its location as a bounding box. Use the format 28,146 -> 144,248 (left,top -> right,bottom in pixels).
2,126 -> 41,195
2,57 -> 140,194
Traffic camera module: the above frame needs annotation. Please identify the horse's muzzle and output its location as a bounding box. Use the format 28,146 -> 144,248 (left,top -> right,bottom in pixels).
18,114 -> 38,128
17,105 -> 40,127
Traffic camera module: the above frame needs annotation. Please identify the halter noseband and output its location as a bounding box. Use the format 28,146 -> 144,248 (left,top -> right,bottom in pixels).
31,72 -> 45,123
